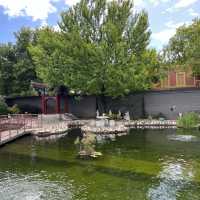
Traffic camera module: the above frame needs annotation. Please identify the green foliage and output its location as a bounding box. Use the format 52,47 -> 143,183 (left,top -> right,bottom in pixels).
0,97 -> 20,115
29,27 -> 67,87
0,1 -> 161,98
163,18 -> 200,75
0,97 -> 8,114
29,0 -> 161,97
8,104 -> 20,114
13,27 -> 38,95
108,113 -> 122,120
80,134 -> 96,154
75,133 -> 102,158
0,27 -> 38,96
0,43 -> 16,95
177,112 -> 200,129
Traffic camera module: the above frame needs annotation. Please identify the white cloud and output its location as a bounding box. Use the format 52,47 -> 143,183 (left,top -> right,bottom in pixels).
64,0 -> 146,9
165,7 -> 173,13
165,20 -> 190,29
152,29 -> 175,44
174,0 -> 198,9
0,0 -> 58,23
188,8 -> 199,17
148,0 -> 159,6
165,0 -> 199,13
148,0 -> 170,7
152,20 -> 190,45
134,0 -> 145,7
64,0 -> 79,7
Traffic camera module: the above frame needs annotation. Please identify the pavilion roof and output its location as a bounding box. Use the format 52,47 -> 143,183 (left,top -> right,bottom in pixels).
31,81 -> 48,89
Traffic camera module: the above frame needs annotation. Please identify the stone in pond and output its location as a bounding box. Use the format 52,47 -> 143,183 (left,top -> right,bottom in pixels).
78,150 -> 102,158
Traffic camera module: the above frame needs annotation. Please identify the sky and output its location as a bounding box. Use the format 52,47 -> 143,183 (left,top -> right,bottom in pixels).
0,0 -> 199,50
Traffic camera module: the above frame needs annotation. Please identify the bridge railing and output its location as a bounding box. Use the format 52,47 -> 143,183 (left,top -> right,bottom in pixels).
0,114 -> 42,144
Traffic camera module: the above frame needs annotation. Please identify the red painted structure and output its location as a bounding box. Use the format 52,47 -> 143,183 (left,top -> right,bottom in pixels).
169,71 -> 176,87
31,82 -> 68,114
154,67 -> 200,90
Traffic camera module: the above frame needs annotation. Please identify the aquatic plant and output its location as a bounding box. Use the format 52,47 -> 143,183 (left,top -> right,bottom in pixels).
75,132 -> 102,158
107,112 -> 122,120
177,112 -> 200,129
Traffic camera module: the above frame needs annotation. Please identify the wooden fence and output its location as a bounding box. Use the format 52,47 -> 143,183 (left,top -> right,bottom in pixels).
0,114 -> 42,145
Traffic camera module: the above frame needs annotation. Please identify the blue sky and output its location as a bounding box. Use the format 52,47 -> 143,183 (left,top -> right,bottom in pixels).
0,0 -> 199,50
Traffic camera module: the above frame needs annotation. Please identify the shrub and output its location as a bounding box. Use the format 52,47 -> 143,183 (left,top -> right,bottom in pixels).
177,112 -> 200,129
0,98 -> 8,115
108,113 -> 122,120
8,104 -> 20,114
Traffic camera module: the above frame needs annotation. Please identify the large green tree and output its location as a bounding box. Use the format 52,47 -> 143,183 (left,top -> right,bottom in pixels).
13,27 -> 38,95
0,43 -> 16,95
0,27 -> 38,96
162,18 -> 200,75
30,0 -> 160,98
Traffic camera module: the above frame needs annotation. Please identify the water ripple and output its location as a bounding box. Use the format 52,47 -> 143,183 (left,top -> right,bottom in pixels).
0,172 -> 74,200
148,159 -> 193,200
167,135 -> 197,142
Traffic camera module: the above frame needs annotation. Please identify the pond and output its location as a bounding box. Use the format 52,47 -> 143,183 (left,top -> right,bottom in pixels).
0,129 -> 200,200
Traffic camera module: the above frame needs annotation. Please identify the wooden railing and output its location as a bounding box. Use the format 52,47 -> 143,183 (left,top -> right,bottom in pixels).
0,114 -> 42,144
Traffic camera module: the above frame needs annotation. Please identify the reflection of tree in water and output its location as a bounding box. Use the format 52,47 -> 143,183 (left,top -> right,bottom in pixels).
148,158 -> 193,200
75,132 -> 102,158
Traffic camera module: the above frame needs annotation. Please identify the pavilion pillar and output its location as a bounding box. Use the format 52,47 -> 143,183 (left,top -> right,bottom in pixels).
64,96 -> 68,113
41,95 -> 46,114
56,95 -> 61,114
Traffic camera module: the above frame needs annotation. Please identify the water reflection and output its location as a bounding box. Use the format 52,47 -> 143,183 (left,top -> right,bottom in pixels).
1,129 -> 200,200
96,134 -> 116,143
34,133 -> 67,142
148,158 -> 193,200
96,132 -> 128,144
168,135 -> 197,142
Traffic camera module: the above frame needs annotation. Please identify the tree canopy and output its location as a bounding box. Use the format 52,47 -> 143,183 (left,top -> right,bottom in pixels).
162,18 -> 200,75
0,27 -> 38,96
30,0 -> 160,97
0,43 -> 16,95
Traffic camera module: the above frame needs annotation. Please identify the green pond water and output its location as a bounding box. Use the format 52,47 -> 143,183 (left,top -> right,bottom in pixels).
1,129 -> 200,200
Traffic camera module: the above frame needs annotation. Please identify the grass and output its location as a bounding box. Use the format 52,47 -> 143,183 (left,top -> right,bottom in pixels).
177,112 -> 200,129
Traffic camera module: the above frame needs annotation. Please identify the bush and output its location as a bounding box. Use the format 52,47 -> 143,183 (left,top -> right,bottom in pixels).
177,112 -> 200,129
108,113 -> 122,120
8,104 -> 20,114
0,97 -> 20,115
0,98 -> 8,115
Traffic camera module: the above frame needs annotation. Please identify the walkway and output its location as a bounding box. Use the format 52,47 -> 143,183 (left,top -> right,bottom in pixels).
0,114 -> 42,146
0,129 -> 30,146
0,114 -> 178,147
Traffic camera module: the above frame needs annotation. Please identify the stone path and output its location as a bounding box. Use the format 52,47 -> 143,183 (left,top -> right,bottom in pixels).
0,129 -> 30,146
0,118 -> 178,147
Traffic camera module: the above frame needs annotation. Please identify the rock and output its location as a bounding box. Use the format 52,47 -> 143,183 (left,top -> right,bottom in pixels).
63,113 -> 78,121
78,150 -> 102,158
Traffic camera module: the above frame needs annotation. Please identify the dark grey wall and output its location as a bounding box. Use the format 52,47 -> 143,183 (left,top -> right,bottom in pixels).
105,94 -> 144,119
68,96 -> 96,118
144,89 -> 200,119
5,88 -> 200,119
6,95 -> 96,118
6,96 -> 41,113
